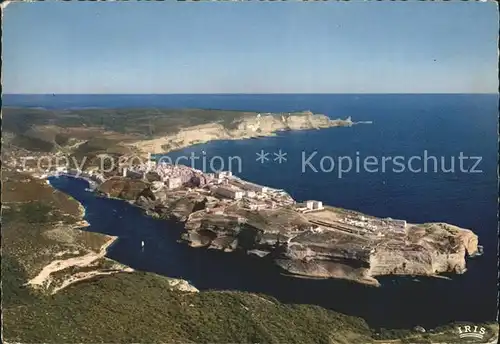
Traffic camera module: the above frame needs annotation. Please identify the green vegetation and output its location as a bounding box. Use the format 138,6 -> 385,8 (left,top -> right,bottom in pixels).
1,255 -> 42,308
372,322 -> 499,343
3,272 -> 373,344
1,169 -> 373,343
72,138 -> 130,156
2,171 -> 109,278
2,107 -> 261,159
3,107 -> 254,140
2,202 -> 54,223
10,133 -> 58,152
68,137 -> 136,170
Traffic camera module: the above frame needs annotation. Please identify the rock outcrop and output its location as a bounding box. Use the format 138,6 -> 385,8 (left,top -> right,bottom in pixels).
98,179 -> 480,287
182,213 -> 479,287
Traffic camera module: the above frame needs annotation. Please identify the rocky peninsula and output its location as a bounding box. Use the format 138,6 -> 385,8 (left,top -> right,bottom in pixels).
97,166 -> 480,287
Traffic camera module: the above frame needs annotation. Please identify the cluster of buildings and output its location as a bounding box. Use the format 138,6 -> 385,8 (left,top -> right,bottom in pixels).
228,178 -> 268,193
295,200 -> 324,213
36,167 -> 107,188
121,156 -> 298,213
338,215 -> 407,234
208,176 -> 269,200
5,150 -> 56,173
8,148 -> 413,241
212,184 -> 244,200
207,176 -> 284,212
123,159 -> 200,189
4,149 -> 108,187
122,154 -> 253,192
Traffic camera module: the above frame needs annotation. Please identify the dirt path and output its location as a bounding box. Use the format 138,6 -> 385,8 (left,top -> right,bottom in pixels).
25,236 -> 122,291
51,266 -> 134,294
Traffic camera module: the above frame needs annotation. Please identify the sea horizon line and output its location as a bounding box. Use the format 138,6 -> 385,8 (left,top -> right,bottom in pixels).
3,92 -> 498,96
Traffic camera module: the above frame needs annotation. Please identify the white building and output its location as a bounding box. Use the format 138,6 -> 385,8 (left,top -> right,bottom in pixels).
245,190 -> 256,198
210,208 -> 225,215
166,177 -> 182,189
385,218 -> 407,230
215,171 -> 233,179
294,203 -> 309,213
312,201 -> 323,210
146,160 -> 157,170
305,200 -> 324,211
152,181 -> 164,191
248,203 -> 267,211
215,186 -> 243,200
241,182 -> 268,193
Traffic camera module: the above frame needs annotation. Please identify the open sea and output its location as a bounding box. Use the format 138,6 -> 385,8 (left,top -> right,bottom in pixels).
5,94 -> 498,330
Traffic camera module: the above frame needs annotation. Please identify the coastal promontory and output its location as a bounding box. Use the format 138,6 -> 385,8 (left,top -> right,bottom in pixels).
2,107 -> 354,156
98,170 -> 480,287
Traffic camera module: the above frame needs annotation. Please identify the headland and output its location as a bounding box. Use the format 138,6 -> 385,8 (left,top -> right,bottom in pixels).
96,159 -> 481,287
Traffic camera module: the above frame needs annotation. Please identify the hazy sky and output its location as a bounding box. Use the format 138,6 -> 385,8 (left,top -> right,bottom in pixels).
3,1 -> 498,94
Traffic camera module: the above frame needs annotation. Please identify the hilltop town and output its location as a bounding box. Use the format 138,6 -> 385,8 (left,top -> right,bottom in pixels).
2,138 -> 482,288
94,155 -> 481,287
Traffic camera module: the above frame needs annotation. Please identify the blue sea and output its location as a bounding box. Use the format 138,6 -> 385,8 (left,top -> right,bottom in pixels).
5,94 -> 498,330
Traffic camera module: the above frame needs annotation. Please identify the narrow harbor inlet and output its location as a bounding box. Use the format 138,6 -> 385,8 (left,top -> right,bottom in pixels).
49,175 -> 492,330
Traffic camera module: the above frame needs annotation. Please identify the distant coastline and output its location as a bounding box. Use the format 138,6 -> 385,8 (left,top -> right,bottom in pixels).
125,110 -> 357,155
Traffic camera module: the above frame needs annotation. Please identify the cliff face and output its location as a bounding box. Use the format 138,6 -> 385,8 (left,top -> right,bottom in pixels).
368,248 -> 468,277
183,215 -> 479,286
127,111 -> 352,154
104,178 -> 480,287
233,111 -> 337,132
456,228 -> 479,256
